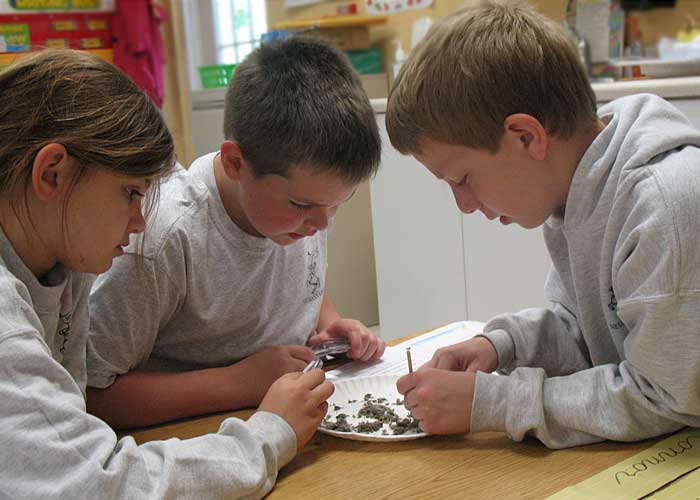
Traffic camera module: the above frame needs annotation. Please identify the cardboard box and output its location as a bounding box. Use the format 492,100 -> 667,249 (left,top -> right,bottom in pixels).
317,25 -> 370,51
274,15 -> 387,52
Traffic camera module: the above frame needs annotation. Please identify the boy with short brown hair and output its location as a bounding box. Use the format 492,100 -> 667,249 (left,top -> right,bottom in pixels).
86,36 -> 385,429
391,0 -> 700,448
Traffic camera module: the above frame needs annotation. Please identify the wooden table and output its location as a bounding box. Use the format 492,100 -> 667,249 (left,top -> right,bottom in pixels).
124,334 -> 666,500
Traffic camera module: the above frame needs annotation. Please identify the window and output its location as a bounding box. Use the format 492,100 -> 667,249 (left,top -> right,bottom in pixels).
213,0 -> 268,65
183,0 -> 268,91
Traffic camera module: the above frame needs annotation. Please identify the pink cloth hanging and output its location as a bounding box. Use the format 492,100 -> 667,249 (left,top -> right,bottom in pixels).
113,0 -> 167,108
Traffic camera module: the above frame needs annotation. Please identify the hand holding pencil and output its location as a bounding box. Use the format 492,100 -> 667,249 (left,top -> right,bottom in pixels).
395,338 -> 497,435
396,365 -> 476,435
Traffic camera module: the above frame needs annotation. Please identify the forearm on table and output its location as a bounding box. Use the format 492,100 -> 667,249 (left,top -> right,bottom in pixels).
473,361 -> 688,449
86,365 -> 257,429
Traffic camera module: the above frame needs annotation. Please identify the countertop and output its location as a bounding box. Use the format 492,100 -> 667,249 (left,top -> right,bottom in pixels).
191,75 -> 700,112
371,75 -> 700,112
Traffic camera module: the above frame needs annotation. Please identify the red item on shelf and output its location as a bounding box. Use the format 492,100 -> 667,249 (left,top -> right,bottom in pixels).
337,3 -> 358,15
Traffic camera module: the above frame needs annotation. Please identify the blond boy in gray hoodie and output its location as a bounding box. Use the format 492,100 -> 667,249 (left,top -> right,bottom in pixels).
390,0 -> 700,448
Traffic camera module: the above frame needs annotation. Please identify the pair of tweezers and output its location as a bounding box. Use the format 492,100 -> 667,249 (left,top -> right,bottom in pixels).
302,339 -> 351,372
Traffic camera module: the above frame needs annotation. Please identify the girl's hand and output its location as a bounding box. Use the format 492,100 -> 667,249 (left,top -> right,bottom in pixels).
259,369 -> 334,450
233,345 -> 315,404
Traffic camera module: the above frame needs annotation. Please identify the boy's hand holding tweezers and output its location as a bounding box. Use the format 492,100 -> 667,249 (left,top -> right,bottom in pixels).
302,339 -> 352,372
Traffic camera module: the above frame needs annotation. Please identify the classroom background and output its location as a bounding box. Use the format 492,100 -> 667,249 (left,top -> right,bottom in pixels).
3,0 -> 700,341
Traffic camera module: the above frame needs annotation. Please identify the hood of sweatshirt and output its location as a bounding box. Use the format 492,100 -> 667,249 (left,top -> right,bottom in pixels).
554,93 -> 700,229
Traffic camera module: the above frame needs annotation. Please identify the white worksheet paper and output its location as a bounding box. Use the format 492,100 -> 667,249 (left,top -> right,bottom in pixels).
326,321 -> 485,381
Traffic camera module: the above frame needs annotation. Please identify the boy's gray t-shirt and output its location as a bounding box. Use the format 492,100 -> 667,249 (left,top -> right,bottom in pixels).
0,227 -> 296,499
87,152 -> 328,387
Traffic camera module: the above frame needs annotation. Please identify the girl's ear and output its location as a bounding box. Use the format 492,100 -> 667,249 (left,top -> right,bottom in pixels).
219,140 -> 248,181
503,114 -> 549,161
31,143 -> 71,202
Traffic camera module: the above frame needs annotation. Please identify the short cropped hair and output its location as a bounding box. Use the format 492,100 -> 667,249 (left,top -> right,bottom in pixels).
224,36 -> 381,184
386,0 -> 597,154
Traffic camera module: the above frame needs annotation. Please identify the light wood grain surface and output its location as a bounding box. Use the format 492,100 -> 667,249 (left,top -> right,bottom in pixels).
123,332 -> 665,500
126,414 -> 659,500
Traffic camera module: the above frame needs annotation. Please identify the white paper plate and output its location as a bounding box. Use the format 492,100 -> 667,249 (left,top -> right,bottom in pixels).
318,375 -> 428,442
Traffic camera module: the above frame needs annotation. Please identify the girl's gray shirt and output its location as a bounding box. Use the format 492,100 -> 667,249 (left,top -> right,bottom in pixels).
473,94 -> 700,448
87,152 -> 327,387
0,228 -> 296,499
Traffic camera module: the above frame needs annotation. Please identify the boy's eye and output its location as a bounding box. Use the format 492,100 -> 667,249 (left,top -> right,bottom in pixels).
290,200 -> 313,210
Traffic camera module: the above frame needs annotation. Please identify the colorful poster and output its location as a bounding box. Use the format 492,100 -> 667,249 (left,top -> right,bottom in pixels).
0,22 -> 29,51
366,0 -> 433,15
0,0 -> 114,12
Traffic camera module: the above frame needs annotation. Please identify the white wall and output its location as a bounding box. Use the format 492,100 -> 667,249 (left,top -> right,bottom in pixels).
370,114 -> 469,341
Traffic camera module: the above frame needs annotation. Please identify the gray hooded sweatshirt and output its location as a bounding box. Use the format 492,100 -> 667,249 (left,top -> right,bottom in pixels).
0,227 -> 296,499
473,94 -> 700,449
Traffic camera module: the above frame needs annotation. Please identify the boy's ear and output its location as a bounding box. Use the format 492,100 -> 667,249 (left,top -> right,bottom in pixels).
219,140 -> 247,181
31,143 -> 71,202
503,114 -> 548,161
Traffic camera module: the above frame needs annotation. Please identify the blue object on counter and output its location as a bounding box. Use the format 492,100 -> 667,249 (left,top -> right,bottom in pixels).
261,30 -> 294,44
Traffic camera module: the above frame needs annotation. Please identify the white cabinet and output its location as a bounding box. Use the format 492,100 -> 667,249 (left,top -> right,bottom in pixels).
461,211 -> 551,323
370,114 -> 468,340
370,89 -> 700,341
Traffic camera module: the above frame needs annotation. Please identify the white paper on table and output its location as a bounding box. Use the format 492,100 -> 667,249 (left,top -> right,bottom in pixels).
326,321 -> 485,381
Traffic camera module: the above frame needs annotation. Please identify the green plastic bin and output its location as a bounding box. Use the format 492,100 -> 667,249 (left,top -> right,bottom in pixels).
198,64 -> 237,89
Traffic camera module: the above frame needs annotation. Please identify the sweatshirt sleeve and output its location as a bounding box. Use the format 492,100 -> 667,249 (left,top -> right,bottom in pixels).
1,330 -> 296,500
471,294 -> 695,449
481,269 -> 594,377
87,243 -> 183,388
472,206 -> 700,448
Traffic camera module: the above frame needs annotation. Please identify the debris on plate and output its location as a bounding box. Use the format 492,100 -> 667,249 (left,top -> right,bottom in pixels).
317,376 -> 427,442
